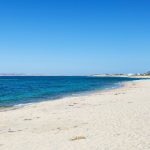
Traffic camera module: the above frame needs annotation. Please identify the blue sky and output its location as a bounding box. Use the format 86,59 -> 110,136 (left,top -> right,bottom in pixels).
0,0 -> 150,75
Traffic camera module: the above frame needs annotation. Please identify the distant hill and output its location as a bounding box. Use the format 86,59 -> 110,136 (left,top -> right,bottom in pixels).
0,73 -> 49,76
92,71 -> 150,77
143,71 -> 150,75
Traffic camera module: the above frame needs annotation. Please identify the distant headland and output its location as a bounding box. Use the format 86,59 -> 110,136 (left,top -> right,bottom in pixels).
92,71 -> 150,78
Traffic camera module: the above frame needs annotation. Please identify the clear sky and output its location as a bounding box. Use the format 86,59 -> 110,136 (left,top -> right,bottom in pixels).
0,0 -> 150,75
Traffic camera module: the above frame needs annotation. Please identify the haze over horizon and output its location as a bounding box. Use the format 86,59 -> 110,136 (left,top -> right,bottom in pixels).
0,0 -> 150,75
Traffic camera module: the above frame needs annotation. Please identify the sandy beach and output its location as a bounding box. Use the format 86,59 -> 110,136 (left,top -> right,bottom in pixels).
0,79 -> 150,150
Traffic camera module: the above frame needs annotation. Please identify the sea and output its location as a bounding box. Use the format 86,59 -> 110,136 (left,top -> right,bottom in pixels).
0,76 -> 140,106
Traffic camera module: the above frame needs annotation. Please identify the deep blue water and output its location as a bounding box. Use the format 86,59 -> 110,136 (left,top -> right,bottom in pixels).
0,76 -> 140,106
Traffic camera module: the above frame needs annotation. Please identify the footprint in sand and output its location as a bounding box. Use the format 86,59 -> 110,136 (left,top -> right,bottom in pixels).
68,104 -> 74,106
8,129 -> 23,133
8,129 -> 16,133
24,118 -> 32,121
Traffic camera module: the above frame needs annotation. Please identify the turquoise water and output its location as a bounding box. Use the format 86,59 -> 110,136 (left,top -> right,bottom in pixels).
0,76 -> 140,106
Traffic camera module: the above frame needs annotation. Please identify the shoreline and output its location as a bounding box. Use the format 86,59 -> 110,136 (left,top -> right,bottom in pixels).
0,80 -> 126,112
0,79 -> 150,150
0,76 -> 143,108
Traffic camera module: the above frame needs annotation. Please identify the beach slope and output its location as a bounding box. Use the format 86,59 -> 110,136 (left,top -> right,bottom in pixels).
0,79 -> 150,150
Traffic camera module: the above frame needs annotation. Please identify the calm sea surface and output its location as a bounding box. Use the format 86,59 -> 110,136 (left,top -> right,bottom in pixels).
0,76 -> 140,106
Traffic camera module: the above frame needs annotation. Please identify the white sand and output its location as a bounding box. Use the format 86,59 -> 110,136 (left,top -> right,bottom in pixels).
0,79 -> 150,150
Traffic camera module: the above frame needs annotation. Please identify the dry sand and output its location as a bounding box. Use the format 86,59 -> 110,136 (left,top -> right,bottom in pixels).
0,79 -> 150,150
